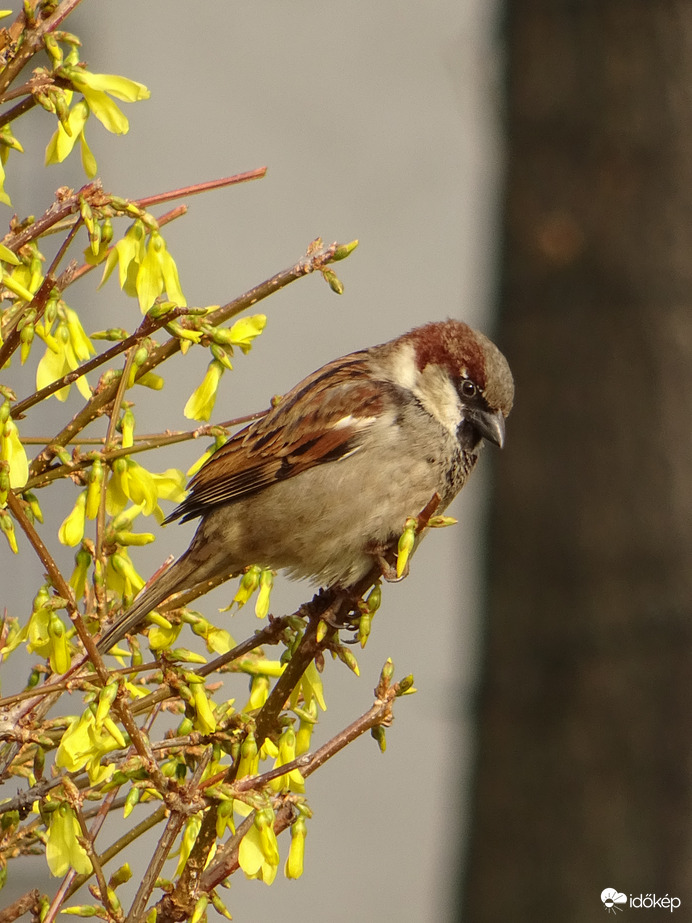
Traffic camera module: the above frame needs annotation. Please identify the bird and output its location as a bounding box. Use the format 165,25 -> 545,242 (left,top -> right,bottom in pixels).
96,319 -> 514,653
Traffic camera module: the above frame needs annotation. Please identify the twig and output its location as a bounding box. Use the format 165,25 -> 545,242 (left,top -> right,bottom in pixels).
94,344 -> 136,616
27,238 -> 355,480
14,306 -> 189,423
0,890 -> 40,923
73,803 -> 114,918
124,749 -> 212,923
0,0 -> 86,96
198,667 -> 407,893
0,180 -> 101,259
0,93 -> 36,130
135,168 -> 267,208
19,411 -> 264,445
19,411 -> 266,493
5,489 -> 170,796
66,203 -> 187,286
65,806 -> 167,900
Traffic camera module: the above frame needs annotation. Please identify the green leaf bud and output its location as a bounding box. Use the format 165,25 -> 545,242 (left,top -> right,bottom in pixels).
322,268 -> 344,294
371,724 -> 387,752
335,645 -> 360,675
331,238 -> 359,261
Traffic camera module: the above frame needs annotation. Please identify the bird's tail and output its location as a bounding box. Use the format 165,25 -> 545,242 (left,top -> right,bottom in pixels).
96,550 -> 204,654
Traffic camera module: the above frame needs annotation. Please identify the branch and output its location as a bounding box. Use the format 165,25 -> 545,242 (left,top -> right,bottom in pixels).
0,0 -> 86,96
0,891 -> 40,923
27,238 -> 356,480
4,489 -> 170,796
198,666 -> 410,894
64,806 -> 168,901
135,168 -> 267,208
13,306 -> 189,422
124,749 -> 211,923
21,411 -> 265,492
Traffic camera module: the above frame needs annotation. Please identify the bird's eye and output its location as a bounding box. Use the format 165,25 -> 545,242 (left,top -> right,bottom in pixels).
460,379 -> 477,398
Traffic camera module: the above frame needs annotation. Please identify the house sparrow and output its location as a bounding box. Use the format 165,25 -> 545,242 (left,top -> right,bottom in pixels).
96,319 -> 513,652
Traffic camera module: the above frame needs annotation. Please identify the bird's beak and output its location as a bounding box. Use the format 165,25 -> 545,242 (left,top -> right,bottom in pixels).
470,407 -> 506,449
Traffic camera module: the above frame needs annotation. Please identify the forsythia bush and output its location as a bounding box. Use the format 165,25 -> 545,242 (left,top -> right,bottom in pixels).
0,4 -> 414,922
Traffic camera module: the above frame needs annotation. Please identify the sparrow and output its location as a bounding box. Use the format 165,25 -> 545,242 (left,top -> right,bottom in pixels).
96,319 -> 513,652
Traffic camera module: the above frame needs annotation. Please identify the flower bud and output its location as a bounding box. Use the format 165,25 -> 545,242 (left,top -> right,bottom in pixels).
396,517 -> 417,578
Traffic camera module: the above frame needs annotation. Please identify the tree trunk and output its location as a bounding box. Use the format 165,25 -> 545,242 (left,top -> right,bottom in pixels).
464,4 -> 692,920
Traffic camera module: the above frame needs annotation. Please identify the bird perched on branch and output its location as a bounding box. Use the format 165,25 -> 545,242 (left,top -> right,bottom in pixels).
97,319 -> 513,653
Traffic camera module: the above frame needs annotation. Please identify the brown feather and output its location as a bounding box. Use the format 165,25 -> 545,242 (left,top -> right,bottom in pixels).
166,351 -> 387,524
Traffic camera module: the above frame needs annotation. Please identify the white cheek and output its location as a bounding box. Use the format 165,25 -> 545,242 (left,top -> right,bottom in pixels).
415,365 -> 463,435
388,342 -> 418,390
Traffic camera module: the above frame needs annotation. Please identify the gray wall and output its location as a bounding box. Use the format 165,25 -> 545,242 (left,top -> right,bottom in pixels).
3,2 -> 501,919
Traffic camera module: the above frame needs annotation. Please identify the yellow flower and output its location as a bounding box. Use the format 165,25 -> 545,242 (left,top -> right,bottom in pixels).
46,804 -> 92,877
63,67 -> 149,135
136,231 -> 186,313
58,492 -> 87,547
285,816 -> 307,879
1,417 -> 28,488
183,359 -> 225,421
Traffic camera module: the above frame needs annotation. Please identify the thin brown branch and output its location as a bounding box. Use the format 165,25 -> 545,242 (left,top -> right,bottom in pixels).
41,168 -> 265,282
94,344 -> 136,616
135,168 -> 267,209
0,93 -> 37,129
27,238 -> 355,480
124,612 -> 298,720
193,800 -> 298,898
198,667 -> 406,893
65,805 -> 167,900
66,204 -> 188,287
4,488 -> 170,797
0,262 -> 72,371
0,0 -> 86,96
123,806 -> 186,923
21,412 -> 264,493
163,596 -> 335,910
40,868 -> 78,923
253,611 -> 326,745
1,180 -> 101,256
73,803 -> 114,917
124,748 -> 212,923
0,890 -> 40,923
13,306 -> 189,422
20,411 -> 265,445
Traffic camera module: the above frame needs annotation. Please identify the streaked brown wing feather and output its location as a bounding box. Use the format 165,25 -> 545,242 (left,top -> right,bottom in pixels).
166,350 -> 385,523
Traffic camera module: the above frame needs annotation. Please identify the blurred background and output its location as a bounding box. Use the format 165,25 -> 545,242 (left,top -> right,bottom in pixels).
4,1 -> 503,920
4,2 -> 692,922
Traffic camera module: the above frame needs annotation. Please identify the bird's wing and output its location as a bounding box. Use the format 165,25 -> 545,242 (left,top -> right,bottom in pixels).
166,350 -> 387,523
